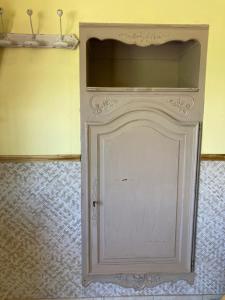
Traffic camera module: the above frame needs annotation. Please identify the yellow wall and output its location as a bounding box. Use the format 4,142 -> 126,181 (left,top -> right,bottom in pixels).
0,0 -> 225,155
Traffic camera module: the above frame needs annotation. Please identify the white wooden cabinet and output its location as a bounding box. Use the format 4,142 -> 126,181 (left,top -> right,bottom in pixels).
80,23 -> 208,288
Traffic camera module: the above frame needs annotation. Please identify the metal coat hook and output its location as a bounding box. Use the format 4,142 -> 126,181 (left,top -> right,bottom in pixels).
24,9 -> 40,47
0,7 -> 13,46
54,9 -> 68,48
27,9 -> 35,39
57,9 -> 63,41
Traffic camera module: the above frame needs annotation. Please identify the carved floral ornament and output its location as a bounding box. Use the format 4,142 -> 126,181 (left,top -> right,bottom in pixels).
168,96 -> 195,114
90,96 -> 118,115
117,32 -> 172,47
83,272 -> 194,289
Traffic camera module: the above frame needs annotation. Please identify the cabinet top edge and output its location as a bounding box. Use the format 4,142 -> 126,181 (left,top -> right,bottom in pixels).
86,87 -> 200,93
79,23 -> 209,30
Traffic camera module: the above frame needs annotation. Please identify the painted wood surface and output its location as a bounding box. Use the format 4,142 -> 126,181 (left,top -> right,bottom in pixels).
88,110 -> 199,274
79,23 -> 208,287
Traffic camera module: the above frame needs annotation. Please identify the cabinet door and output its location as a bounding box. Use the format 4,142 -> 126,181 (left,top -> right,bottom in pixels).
87,109 -> 199,276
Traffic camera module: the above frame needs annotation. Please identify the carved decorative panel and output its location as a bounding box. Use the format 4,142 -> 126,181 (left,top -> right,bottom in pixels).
89,94 -> 195,118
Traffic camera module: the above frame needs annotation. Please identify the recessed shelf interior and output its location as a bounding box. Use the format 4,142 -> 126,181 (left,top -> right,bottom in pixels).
86,38 -> 201,89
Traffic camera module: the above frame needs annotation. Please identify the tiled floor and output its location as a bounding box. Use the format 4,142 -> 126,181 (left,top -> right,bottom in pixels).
1,161 -> 224,299
39,295 -> 223,300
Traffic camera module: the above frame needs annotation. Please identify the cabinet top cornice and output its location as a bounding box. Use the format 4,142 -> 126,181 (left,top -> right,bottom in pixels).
79,23 -> 209,30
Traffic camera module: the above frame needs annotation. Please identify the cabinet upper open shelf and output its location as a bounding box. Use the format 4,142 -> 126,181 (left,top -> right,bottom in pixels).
86,38 -> 201,89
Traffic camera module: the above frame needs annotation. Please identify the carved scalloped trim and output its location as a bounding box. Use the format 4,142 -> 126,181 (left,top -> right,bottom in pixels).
83,272 -> 195,289
116,32 -> 194,47
91,32 -> 196,47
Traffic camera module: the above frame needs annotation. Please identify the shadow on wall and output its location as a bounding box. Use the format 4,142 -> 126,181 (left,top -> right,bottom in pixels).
65,10 -> 77,34
36,9 -> 77,34
0,3 -> 15,71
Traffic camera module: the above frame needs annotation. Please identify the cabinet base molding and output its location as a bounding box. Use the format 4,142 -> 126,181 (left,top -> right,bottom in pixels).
83,273 -> 195,289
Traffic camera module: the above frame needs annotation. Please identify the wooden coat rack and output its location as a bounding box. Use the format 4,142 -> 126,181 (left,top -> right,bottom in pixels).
0,8 -> 79,49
